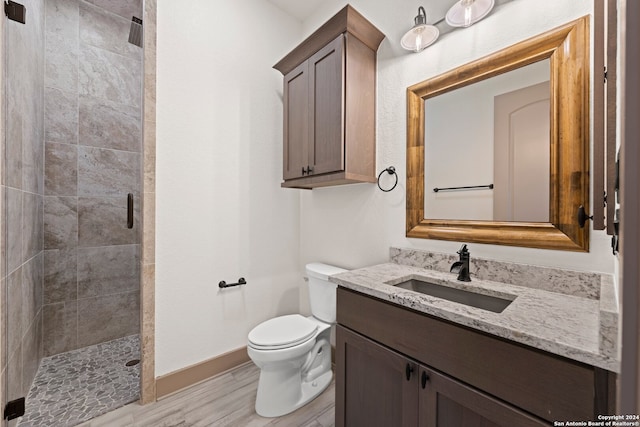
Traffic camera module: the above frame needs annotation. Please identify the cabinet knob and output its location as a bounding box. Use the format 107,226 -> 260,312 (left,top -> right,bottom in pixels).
421,371 -> 430,389
302,167 -> 307,175
405,363 -> 414,381
306,165 -> 314,174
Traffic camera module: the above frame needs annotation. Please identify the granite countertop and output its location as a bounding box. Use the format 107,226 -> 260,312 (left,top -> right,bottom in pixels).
330,262 -> 619,372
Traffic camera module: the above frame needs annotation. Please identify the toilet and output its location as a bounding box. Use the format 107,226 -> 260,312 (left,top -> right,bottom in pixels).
247,262 -> 346,418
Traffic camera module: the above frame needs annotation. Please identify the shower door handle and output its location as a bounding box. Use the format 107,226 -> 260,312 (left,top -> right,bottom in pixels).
127,193 -> 134,229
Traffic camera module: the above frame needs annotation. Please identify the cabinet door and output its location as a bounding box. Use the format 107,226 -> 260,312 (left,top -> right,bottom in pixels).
283,60 -> 309,180
419,368 -> 549,427
336,325 -> 418,427
308,34 -> 345,176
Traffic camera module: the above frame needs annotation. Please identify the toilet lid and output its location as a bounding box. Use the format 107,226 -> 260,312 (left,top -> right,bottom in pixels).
248,314 -> 318,350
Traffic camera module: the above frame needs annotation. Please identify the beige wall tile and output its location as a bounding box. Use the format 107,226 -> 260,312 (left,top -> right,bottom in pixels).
142,194 -> 154,265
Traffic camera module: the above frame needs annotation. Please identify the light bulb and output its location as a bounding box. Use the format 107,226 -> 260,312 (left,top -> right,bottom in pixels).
462,0 -> 475,27
414,32 -> 423,52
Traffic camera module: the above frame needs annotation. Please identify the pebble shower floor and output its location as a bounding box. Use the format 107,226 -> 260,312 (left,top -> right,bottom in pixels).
17,335 -> 140,427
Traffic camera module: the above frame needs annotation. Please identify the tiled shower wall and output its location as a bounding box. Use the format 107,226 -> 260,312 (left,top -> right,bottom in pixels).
42,0 -> 142,356
1,0 -> 46,408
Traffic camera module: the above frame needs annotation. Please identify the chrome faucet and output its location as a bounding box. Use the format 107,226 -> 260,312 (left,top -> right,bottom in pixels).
450,244 -> 471,282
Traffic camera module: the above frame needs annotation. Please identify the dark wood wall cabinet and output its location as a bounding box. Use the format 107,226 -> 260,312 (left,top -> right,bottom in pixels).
336,288 -> 616,427
274,6 -> 384,189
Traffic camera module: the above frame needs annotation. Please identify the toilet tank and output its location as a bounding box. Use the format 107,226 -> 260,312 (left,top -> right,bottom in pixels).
306,263 -> 347,323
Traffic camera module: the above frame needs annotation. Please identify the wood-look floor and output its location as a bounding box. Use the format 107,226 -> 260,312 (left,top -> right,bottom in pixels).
77,362 -> 335,427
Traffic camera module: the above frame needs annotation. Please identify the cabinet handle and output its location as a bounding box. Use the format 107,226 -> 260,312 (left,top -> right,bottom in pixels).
306,165 -> 314,175
421,371 -> 429,389
302,167 -> 307,176
405,363 -> 414,381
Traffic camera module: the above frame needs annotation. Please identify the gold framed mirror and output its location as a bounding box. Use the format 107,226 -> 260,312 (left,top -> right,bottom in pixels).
406,16 -> 590,251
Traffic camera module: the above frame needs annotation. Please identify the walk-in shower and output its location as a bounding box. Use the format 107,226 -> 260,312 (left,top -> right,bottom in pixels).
2,0 -> 144,425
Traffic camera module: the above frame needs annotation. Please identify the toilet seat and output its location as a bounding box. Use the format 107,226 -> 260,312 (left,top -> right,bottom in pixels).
248,314 -> 318,350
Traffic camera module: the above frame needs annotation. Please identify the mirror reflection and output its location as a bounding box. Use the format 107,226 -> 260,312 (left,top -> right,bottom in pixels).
424,60 -> 550,222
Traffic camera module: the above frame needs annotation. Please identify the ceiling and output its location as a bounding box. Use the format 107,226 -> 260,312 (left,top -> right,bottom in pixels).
266,0 -> 325,21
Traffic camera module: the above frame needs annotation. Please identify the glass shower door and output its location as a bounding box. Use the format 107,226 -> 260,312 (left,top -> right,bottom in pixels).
3,0 -> 143,424
3,0 -> 46,422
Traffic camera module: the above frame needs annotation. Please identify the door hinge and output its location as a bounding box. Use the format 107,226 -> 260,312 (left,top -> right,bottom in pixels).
4,1 -> 26,24
4,397 -> 25,421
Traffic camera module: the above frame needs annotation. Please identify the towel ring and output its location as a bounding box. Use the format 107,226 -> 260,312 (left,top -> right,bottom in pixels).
377,166 -> 398,192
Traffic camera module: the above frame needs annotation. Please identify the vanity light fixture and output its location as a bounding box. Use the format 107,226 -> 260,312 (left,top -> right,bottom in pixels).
446,0 -> 495,28
401,6 -> 439,52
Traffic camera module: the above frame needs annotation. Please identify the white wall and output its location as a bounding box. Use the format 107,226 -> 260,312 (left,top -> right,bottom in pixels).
298,0 -> 615,312
155,1 -> 302,376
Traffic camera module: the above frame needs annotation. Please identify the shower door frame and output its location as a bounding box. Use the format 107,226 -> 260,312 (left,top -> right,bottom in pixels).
139,0 -> 158,405
0,6 -> 5,422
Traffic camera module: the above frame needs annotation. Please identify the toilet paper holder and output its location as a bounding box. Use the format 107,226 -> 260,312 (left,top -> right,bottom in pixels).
219,278 -> 247,288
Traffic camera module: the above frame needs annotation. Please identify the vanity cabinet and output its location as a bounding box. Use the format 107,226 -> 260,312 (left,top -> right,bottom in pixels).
274,6 -> 384,189
336,288 -> 616,427
337,325 -> 546,427
336,325 -> 418,426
